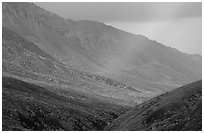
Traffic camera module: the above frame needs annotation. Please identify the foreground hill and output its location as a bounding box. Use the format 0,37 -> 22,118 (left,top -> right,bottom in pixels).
2,77 -> 130,131
105,80 -> 202,131
3,2 -> 202,95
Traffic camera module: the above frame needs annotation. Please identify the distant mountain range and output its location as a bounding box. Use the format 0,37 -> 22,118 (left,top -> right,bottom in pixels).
3,2 -> 201,96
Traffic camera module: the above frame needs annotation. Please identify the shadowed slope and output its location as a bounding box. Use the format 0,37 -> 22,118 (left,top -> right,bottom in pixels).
105,80 -> 202,131
2,77 -> 130,131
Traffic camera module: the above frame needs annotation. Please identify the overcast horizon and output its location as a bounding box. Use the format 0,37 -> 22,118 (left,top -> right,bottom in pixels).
36,2 -> 202,55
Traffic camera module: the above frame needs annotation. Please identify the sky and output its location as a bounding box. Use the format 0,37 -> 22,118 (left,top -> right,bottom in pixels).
36,2 -> 202,55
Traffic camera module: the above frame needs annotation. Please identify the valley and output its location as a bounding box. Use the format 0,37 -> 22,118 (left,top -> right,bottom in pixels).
2,2 -> 202,131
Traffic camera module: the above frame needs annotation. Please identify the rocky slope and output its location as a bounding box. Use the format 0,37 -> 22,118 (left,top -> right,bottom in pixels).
3,2 -> 202,96
3,26 -> 149,106
105,80 -> 202,131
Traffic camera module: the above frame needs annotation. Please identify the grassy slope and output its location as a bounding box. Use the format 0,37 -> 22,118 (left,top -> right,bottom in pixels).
2,77 -> 130,131
105,80 -> 202,131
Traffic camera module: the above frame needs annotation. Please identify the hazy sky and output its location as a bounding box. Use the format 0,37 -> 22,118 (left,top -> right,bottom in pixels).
36,2 -> 202,55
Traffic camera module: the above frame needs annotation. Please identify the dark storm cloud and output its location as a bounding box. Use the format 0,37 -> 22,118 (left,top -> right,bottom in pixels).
36,2 -> 201,22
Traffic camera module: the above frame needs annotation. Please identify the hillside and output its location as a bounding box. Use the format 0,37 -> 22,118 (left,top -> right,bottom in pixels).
2,77 -> 131,130
3,26 -> 151,106
2,26 -> 140,130
2,2 -> 202,96
105,80 -> 202,131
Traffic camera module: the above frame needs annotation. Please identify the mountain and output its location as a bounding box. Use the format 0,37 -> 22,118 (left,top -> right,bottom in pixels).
3,26 -> 150,106
105,80 -> 202,131
2,28 -> 202,130
2,27 -> 137,130
2,2 -> 201,96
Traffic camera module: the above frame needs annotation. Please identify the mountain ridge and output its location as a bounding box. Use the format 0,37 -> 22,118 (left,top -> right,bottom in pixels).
3,2 -> 201,96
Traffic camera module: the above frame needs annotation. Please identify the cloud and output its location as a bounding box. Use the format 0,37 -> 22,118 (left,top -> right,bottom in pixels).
36,2 -> 202,22
107,17 -> 202,54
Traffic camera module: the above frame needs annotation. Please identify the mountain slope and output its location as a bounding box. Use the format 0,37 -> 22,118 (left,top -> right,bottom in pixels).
2,2 -> 102,72
2,27 -> 136,130
3,26 -> 150,106
2,2 -> 202,95
105,80 -> 202,131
